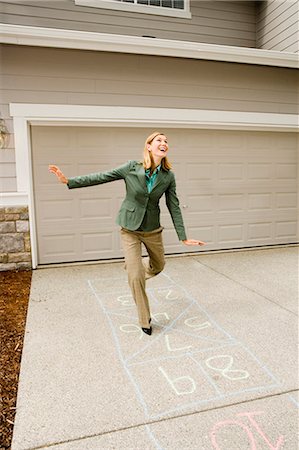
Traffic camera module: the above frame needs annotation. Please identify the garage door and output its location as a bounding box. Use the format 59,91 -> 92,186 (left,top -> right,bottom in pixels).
31,126 -> 298,264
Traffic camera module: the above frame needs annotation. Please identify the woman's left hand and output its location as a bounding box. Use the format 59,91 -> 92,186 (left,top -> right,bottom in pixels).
182,239 -> 206,246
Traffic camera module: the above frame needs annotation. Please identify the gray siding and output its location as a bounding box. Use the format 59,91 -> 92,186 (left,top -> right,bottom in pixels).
257,0 -> 299,53
1,44 -> 298,192
0,0 -> 257,47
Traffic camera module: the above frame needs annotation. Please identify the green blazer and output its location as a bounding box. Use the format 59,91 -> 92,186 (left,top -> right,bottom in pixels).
67,160 -> 187,241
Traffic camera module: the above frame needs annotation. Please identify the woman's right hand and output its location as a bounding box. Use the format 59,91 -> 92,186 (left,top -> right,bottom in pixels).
48,165 -> 68,184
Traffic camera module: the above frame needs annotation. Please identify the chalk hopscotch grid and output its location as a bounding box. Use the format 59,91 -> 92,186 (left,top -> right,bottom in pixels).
87,273 -> 282,420
90,281 -> 236,362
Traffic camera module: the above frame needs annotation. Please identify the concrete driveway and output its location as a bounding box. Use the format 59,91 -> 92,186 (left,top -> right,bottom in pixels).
12,246 -> 298,450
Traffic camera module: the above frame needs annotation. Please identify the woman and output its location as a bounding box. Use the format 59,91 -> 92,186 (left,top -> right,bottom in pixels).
49,132 -> 206,336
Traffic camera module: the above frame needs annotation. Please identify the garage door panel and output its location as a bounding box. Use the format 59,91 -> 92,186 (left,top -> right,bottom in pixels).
186,194 -> 214,213
38,198 -> 74,222
275,221 -> 297,242
79,197 -> 113,220
39,234 -> 78,262
248,163 -> 273,179
276,192 -> 297,209
81,232 -> 113,255
219,193 -> 246,212
275,163 -> 297,179
40,232 -> 118,264
185,163 -> 214,180
32,127 -> 298,264
275,221 -> 297,239
218,223 -> 245,243
248,193 -> 272,210
215,132 -> 246,149
245,133 -> 272,148
247,222 -> 273,241
218,163 -> 245,180
76,129 -> 112,146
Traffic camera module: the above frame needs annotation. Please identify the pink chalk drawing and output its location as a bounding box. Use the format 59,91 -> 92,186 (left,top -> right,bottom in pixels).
210,411 -> 284,450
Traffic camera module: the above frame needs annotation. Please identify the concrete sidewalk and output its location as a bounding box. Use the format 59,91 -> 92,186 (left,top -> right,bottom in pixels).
12,246 -> 298,450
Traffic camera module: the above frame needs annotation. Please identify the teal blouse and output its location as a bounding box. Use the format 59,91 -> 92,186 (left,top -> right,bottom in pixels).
145,164 -> 161,193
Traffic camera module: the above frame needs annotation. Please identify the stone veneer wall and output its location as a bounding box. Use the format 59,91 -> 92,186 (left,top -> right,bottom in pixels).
0,206 -> 32,271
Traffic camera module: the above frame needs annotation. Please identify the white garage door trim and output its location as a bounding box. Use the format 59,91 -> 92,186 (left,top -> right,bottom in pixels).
8,103 -> 299,268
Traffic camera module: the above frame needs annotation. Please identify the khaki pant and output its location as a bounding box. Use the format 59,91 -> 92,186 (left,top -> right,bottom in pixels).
120,226 -> 165,328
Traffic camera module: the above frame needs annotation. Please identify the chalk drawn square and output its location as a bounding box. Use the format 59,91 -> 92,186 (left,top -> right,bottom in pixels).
150,285 -> 189,305
148,285 -> 194,324
174,303 -> 234,344
128,355 -> 217,419
191,343 -> 280,396
94,290 -> 136,315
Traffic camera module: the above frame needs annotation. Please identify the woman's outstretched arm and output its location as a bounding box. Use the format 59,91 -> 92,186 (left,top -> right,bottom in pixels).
48,161 -> 133,189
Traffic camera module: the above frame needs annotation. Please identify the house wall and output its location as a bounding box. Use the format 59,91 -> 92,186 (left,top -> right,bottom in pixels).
1,44 -> 298,193
0,0 -> 257,47
256,0 -> 299,53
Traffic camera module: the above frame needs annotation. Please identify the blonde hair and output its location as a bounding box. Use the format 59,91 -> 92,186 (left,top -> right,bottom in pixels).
142,132 -> 172,171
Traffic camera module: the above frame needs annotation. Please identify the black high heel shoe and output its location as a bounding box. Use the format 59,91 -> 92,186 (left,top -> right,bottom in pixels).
142,318 -> 152,335
142,326 -> 152,336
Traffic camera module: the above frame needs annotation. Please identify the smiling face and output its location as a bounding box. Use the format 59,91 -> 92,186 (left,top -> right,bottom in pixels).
147,134 -> 169,162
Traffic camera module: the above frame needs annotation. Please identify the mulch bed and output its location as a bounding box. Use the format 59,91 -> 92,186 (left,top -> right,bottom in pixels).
0,270 -> 32,450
